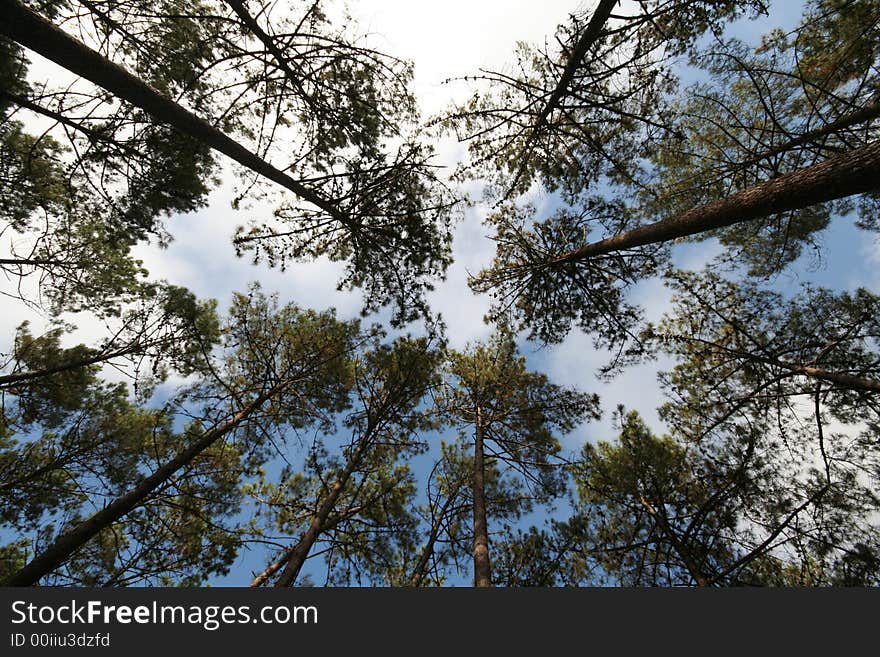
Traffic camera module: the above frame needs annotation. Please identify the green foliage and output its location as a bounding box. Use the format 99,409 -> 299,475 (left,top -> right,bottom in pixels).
246,333 -> 442,585
0,288 -> 367,585
1,0 -> 878,590
215,285 -> 358,441
564,410 -> 880,586
644,269 -> 880,443
640,0 -> 880,274
452,0 -> 880,346
0,120 -> 69,229
470,201 -> 656,349
444,1 -> 767,198
0,377 -> 173,532
4,323 -> 99,426
235,141 -> 455,326
426,329 -> 599,582
442,329 -> 599,490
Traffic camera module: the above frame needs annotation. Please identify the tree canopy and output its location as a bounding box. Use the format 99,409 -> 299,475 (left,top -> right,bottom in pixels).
1,0 -> 878,587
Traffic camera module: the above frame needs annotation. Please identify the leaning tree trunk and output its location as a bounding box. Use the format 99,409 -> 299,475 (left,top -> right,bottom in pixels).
268,431 -> 373,587
3,382 -> 285,586
409,485 -> 462,587
505,0 -> 617,196
472,406 -> 491,588
551,138 -> 880,265
0,0 -> 345,223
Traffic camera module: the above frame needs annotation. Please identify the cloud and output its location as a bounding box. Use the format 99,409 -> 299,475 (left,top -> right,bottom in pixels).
130,181 -> 363,320
859,231 -> 880,289
425,205 -> 496,349
525,325 -> 672,454
351,0 -> 578,116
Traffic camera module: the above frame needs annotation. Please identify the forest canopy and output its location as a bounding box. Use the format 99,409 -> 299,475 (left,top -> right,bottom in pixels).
0,0 -> 878,587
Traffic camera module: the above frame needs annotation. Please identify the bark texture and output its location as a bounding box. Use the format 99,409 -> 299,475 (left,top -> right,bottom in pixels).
472,406 -> 491,588
551,139 -> 880,265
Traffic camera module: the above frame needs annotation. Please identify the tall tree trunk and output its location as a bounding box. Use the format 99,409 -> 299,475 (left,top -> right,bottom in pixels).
409,486 -> 461,587
551,139 -> 880,265
505,0 -> 617,196
528,0 -> 617,136
251,473 -> 400,587
0,258 -> 64,267
270,432 -> 372,587
778,362 -> 880,393
0,0 -> 345,223
472,406 -> 491,587
3,382 -> 285,586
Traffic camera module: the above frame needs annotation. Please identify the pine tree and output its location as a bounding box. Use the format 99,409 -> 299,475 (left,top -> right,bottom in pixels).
436,329 -> 599,586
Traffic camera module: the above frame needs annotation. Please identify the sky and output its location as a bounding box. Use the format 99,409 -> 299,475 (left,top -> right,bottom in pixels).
4,0 -> 879,585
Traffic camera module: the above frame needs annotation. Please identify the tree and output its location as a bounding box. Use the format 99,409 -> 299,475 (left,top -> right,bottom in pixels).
444,0 -> 768,199
0,283 -> 220,397
644,270 -> 880,442
247,334 -> 441,587
1,5 -> 218,315
0,0 -> 456,324
404,454 -> 469,587
546,141 -> 880,266
453,0 -> 880,344
561,410 -> 880,586
490,523 -> 585,586
2,287 -> 359,585
2,0 -> 878,590
436,329 -> 599,586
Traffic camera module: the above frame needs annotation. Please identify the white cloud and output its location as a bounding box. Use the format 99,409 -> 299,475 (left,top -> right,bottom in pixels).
130,181 -> 363,319
126,0 -> 579,331
859,233 -> 880,289
351,0 -> 577,117
426,207 -> 496,349
528,326 -> 671,453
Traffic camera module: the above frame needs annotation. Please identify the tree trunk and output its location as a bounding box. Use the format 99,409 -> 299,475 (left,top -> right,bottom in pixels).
551,139 -> 880,265
251,472 -> 400,587
3,382 -> 284,586
271,432 -> 372,587
409,486 -> 461,587
528,0 -> 617,139
0,0 -> 344,223
638,494 -> 709,587
472,406 -> 491,587
505,0 -> 617,195
782,363 -> 880,393
0,258 -> 64,267
712,344 -> 880,394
